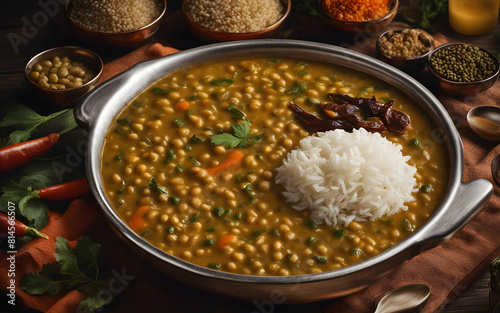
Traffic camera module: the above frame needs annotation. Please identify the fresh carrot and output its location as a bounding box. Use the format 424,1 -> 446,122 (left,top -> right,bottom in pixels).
206,150 -> 244,176
129,206 -> 150,232
0,212 -> 48,239
174,101 -> 190,111
216,234 -> 237,250
0,133 -> 59,173
36,178 -> 90,201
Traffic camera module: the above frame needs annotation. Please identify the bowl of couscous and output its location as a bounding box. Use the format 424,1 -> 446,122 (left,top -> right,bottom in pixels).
320,0 -> 398,34
66,0 -> 167,49
182,0 -> 290,42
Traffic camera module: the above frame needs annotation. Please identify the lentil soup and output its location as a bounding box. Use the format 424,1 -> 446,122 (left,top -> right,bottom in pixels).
101,57 -> 448,276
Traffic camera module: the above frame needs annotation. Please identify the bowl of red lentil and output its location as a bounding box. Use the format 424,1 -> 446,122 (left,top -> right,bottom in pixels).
320,0 -> 398,34
24,46 -> 103,107
376,28 -> 435,73
181,0 -> 291,42
66,0 -> 167,49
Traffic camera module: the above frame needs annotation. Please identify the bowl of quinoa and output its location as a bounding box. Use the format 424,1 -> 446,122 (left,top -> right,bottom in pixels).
66,0 -> 166,49
182,0 -> 290,42
320,0 -> 398,34
376,28 -> 434,72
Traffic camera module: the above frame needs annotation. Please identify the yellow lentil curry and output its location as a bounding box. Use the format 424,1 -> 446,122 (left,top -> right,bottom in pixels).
101,57 -> 448,276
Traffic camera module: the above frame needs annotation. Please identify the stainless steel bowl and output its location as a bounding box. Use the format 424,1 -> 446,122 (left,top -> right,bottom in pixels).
74,39 -> 493,303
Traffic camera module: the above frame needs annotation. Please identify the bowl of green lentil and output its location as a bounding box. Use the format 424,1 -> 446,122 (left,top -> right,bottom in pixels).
181,0 -> 291,42
376,28 -> 434,73
428,43 -> 499,97
25,46 -> 103,107
66,0 -> 167,49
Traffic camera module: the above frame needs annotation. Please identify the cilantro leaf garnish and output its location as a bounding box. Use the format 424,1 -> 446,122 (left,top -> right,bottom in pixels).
226,105 -> 246,120
152,87 -> 174,95
210,122 -> 265,148
148,177 -> 168,196
21,237 -> 130,312
209,78 -> 234,86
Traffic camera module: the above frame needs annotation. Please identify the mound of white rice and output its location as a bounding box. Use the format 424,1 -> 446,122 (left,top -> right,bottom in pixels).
275,129 -> 417,227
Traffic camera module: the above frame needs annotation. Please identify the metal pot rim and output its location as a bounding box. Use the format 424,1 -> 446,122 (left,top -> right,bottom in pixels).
75,39 -> 487,288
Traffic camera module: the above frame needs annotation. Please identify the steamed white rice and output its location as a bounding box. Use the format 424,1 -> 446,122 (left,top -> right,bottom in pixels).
275,129 -> 417,227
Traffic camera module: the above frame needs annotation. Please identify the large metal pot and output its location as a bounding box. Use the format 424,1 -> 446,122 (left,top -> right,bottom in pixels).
74,39 -> 493,303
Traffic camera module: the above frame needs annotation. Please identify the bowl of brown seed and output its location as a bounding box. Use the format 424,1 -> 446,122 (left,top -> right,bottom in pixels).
182,0 -> 291,42
66,0 -> 167,49
427,43 -> 499,97
376,28 -> 434,73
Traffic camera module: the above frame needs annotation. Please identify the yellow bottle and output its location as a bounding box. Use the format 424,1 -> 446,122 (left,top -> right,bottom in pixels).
449,0 -> 500,35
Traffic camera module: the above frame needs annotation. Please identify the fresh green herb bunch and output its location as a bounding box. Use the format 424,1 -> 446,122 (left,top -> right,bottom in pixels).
430,44 -> 497,83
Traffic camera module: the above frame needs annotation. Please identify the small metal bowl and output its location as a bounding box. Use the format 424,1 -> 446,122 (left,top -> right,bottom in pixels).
25,46 -> 103,107
182,0 -> 290,42
66,0 -> 167,49
467,105 -> 500,141
427,43 -> 499,97
320,0 -> 398,34
376,28 -> 434,73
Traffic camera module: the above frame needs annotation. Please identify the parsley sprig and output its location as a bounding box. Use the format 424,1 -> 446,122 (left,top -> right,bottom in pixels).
210,122 -> 265,148
21,237 -> 130,312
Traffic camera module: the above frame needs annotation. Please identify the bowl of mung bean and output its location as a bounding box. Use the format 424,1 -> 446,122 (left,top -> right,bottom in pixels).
320,0 -> 398,34
25,46 -> 103,107
181,0 -> 291,42
66,0 -> 167,49
376,28 -> 434,73
427,43 -> 499,97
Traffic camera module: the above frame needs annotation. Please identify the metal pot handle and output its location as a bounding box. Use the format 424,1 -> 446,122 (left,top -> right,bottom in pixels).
413,178 -> 493,255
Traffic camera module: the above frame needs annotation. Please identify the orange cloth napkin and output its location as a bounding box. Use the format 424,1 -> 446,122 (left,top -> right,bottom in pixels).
2,41 -> 500,313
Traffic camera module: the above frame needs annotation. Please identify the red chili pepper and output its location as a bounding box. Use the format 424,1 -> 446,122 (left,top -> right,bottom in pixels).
36,178 -> 90,201
0,133 -> 60,173
0,212 -> 48,239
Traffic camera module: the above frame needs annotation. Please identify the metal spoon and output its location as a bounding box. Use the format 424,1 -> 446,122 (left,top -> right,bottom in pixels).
467,106 -> 500,141
374,284 -> 431,313
491,154 -> 500,188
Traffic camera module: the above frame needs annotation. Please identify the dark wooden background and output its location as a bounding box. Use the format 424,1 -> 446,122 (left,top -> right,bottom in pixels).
1,1 -> 499,312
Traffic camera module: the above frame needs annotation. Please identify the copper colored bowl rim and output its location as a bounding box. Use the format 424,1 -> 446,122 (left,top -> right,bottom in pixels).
181,0 -> 291,37
427,43 -> 500,86
320,0 -> 398,25
376,28 -> 435,62
24,46 -> 103,93
65,0 -> 167,36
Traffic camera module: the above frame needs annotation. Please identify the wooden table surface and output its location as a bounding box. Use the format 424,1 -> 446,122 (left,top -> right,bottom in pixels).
1,1 -> 498,312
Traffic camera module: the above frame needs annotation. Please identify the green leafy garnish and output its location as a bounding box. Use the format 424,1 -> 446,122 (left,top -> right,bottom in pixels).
191,135 -> 205,143
380,97 -> 393,103
286,82 -> 307,95
164,149 -> 176,164
244,184 -> 256,204
148,178 -> 168,196
226,105 -> 246,120
190,213 -> 199,222
167,226 -> 175,234
313,256 -> 328,264
173,119 -> 185,127
409,138 -> 422,149
306,236 -> 316,246
210,122 -> 265,148
208,263 -> 222,269
253,229 -> 267,237
153,87 -> 173,95
20,237 -> 130,312
170,197 -> 181,204
206,227 -> 216,232
212,207 -> 225,217
210,78 -> 234,86
116,119 -> 131,126
350,248 -> 364,256
335,229 -> 345,239
420,184 -> 433,193
203,239 -> 214,247
0,105 -> 78,147
305,219 -> 317,230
